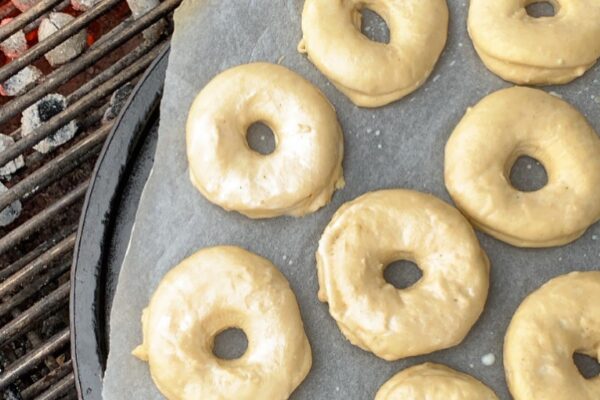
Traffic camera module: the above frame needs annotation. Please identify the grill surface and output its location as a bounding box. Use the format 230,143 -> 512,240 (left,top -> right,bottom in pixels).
0,0 -> 179,397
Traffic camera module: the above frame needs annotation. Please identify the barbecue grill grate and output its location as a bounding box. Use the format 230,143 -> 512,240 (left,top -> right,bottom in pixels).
0,0 -> 180,397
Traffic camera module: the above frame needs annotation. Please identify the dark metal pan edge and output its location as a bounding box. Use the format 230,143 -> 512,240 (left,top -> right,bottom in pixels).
70,44 -> 170,400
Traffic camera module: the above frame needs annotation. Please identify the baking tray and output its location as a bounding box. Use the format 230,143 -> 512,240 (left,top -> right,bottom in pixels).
70,44 -> 169,400
71,2 -> 600,397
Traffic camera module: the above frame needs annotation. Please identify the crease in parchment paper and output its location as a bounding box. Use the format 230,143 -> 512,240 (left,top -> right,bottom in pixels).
101,0 -> 600,399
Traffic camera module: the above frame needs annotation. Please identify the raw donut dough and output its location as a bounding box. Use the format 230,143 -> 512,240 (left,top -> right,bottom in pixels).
504,271 -> 600,400
133,246 -> 312,400
186,63 -> 344,219
316,189 -> 490,360
299,0 -> 448,107
468,0 -> 600,85
375,363 -> 499,399
445,87 -> 600,247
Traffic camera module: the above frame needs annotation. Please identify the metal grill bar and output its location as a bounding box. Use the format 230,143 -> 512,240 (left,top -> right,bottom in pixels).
0,282 -> 69,347
35,372 -> 75,400
80,103 -> 109,126
0,0 -> 64,42
68,40 -> 156,103
0,42 -> 162,167
20,360 -> 72,399
0,2 -> 16,19
0,227 -> 76,281
0,0 -> 123,83
0,184 -> 87,255
0,259 -> 71,317
22,0 -> 71,34
0,1 -> 173,397
0,0 -> 180,124
0,125 -> 109,211
91,15 -> 133,47
0,234 -> 75,299
0,329 -> 70,391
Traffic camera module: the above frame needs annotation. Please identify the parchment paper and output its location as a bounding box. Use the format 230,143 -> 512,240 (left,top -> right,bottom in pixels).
102,1 -> 600,398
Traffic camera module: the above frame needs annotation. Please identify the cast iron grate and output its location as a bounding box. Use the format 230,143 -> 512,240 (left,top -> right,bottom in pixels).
0,0 -> 180,397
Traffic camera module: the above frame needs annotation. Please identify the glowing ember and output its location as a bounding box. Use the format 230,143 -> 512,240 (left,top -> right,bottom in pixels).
10,0 -> 42,12
0,18 -> 27,59
38,12 -> 87,66
71,0 -> 101,11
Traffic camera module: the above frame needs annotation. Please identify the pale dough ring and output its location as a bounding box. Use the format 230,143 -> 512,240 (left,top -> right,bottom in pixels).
186,63 -> 344,219
316,189 -> 490,360
299,0 -> 448,107
133,246 -> 312,400
445,87 -> 600,248
504,271 -> 600,400
468,0 -> 600,85
375,363 -> 499,400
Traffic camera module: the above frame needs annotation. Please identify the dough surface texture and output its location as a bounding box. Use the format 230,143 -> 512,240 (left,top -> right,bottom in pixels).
133,246 -> 312,400
445,87 -> 600,247
316,189 -> 490,360
468,0 -> 600,84
505,271 -> 600,400
186,63 -> 344,218
299,0 -> 448,107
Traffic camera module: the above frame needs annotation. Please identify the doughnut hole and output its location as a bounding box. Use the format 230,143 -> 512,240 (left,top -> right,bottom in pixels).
360,8 -> 390,44
508,155 -> 548,192
573,352 -> 600,380
383,260 -> 423,290
525,1 -> 557,18
246,122 -> 276,155
213,327 -> 248,360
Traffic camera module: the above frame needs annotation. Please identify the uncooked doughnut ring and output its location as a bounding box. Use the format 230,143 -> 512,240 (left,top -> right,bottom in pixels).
186,63 -> 344,219
504,271 -> 600,400
468,0 -> 600,85
375,363 -> 499,399
299,0 -> 448,107
316,189 -> 490,360
132,246 -> 312,400
445,87 -> 600,248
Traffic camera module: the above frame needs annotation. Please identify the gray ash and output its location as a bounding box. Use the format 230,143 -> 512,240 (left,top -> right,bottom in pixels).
0,182 -> 22,227
102,83 -> 133,123
10,0 -> 42,12
38,13 -> 87,67
0,66 -> 43,97
21,94 -> 78,154
0,134 -> 25,178
71,0 -> 101,11
0,19 -> 27,59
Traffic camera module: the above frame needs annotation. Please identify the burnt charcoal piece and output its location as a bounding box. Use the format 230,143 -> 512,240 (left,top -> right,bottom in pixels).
0,19 -> 27,59
0,66 -> 43,97
41,315 -> 64,337
21,93 -> 78,154
102,83 -> 134,123
38,13 -> 87,66
71,0 -> 101,11
0,134 -> 25,178
10,0 -> 41,11
0,182 -> 21,227
37,97 -> 64,122
126,0 -> 167,43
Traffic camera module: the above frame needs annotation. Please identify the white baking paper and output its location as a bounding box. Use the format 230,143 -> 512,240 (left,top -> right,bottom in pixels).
102,1 -> 600,398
